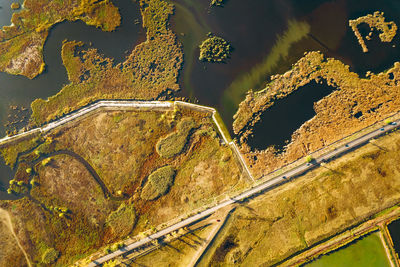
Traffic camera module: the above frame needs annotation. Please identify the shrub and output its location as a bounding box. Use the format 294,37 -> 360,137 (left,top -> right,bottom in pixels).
199,35 -> 232,62
385,119 -> 393,125
156,118 -> 195,158
41,157 -> 52,166
210,0 -> 224,6
106,203 -> 136,238
305,155 -> 313,163
41,248 -> 59,264
10,2 -> 20,9
141,166 -> 175,200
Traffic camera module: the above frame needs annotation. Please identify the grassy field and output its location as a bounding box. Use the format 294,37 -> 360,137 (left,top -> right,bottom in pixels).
0,107 -> 247,265
305,232 -> 391,267
198,129 -> 400,266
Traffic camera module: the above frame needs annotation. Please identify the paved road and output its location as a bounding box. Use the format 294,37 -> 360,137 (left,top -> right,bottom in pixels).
89,119 -> 400,266
0,101 -> 173,146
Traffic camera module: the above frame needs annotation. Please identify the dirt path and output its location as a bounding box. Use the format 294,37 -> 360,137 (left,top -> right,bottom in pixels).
0,208 -> 31,267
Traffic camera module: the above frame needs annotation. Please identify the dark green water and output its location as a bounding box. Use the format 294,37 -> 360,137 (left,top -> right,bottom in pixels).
245,81 -> 335,151
171,0 -> 400,142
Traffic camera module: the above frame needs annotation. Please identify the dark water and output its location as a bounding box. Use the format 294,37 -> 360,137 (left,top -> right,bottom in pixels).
171,0 -> 400,135
0,0 -> 144,199
0,0 -> 144,137
0,0 -> 23,27
388,219 -> 400,255
245,81 -> 335,151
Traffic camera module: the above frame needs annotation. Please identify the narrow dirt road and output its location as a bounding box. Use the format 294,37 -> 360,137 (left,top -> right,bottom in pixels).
0,208 -> 31,267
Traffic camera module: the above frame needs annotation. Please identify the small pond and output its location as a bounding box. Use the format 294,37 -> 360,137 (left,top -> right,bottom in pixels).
245,81 -> 335,151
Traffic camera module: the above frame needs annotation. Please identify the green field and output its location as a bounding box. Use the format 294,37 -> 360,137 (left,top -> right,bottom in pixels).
305,232 -> 391,267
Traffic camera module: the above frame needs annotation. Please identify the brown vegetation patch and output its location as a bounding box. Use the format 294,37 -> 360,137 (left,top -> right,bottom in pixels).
0,0 -> 121,78
31,154 -> 114,225
0,210 -> 28,266
30,0 -> 183,126
0,107 -> 246,265
234,51 -> 400,178
349,11 -> 397,53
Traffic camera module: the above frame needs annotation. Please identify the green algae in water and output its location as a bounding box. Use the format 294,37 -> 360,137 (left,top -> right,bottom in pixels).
222,19 -> 310,117
304,232 -> 391,267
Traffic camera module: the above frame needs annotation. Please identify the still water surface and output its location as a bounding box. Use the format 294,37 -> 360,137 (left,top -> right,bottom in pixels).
388,219 -> 400,256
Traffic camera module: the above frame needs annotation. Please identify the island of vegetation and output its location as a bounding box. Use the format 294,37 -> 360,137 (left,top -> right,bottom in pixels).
199,34 -> 232,63
210,0 -> 224,7
30,0 -> 183,126
10,2 -> 20,10
349,11 -> 397,53
0,0 -> 121,79
233,51 -> 400,178
0,105 -> 246,266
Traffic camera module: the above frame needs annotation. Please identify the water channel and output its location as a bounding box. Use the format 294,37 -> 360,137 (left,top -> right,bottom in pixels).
171,0 -> 400,138
1,0 -> 400,198
0,0 -> 144,199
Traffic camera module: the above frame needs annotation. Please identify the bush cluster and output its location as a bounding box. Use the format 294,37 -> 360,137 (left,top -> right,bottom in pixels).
156,118 -> 196,158
106,203 -> 136,238
199,35 -> 232,63
141,166 -> 175,200
41,247 -> 59,264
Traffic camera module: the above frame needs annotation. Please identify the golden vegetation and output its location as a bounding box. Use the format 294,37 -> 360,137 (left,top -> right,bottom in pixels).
0,0 -> 121,78
0,108 -> 246,265
30,0 -> 183,126
199,130 -> 400,266
10,2 -> 20,10
156,118 -> 196,158
105,203 -> 137,238
141,166 -> 175,200
0,136 -> 41,168
349,11 -> 397,53
233,51 -> 400,177
199,35 -> 232,62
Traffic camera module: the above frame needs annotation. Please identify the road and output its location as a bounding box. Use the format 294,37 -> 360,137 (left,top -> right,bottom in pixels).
0,101 -> 173,146
89,119 -> 400,266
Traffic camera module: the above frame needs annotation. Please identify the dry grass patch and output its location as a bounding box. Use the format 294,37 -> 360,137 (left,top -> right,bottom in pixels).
200,130 -> 400,266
